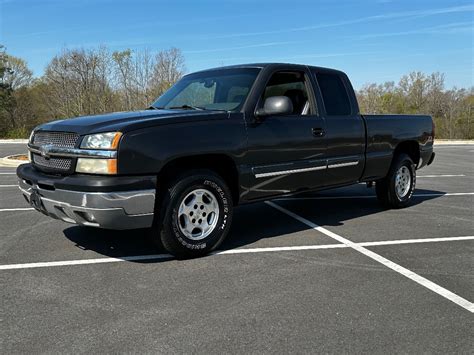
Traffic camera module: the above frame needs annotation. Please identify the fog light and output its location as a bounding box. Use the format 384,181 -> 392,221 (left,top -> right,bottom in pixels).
76,158 -> 117,174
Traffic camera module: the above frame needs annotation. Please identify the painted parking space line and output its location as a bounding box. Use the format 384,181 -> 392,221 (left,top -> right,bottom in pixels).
0,185 -> 18,187
0,254 -> 174,270
265,201 -> 474,313
359,236 -> 474,246
1,235 -> 473,271
0,208 -> 34,212
278,192 -> 474,201
417,174 -> 466,178
0,173 -> 17,175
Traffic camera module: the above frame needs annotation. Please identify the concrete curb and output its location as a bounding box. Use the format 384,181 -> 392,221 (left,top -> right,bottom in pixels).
0,139 -> 28,144
0,155 -> 27,168
434,140 -> 474,145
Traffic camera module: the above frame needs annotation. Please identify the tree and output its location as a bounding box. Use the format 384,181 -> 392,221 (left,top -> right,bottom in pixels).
152,47 -> 186,97
0,45 -> 15,134
358,71 -> 473,139
43,47 -> 115,118
3,55 -> 33,90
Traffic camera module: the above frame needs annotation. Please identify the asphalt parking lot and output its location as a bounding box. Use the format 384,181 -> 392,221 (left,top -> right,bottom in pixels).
0,143 -> 473,353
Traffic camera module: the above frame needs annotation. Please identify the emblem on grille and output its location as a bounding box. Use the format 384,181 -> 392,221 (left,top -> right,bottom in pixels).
39,145 -> 52,159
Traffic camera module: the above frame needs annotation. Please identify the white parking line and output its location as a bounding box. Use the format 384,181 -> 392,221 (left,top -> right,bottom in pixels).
0,254 -> 173,270
418,174 -> 466,178
278,192 -> 474,201
0,185 -> 18,187
265,201 -> 474,313
359,236 -> 474,246
0,208 -> 34,212
1,235 -> 473,271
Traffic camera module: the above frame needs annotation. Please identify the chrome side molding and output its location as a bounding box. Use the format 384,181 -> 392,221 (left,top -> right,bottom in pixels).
327,161 -> 359,169
254,160 -> 360,178
255,165 -> 326,178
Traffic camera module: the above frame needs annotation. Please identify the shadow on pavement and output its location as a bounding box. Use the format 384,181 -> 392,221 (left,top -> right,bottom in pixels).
63,188 -> 444,262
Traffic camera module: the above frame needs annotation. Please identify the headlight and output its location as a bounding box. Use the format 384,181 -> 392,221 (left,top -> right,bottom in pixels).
80,132 -> 122,150
76,158 -> 117,175
28,129 -> 35,143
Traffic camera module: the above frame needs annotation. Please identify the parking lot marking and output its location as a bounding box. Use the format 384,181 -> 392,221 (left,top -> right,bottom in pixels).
278,192 -> 474,201
265,201 -> 474,313
0,173 -> 16,175
359,236 -> 474,246
0,185 -> 18,187
0,254 -> 173,270
417,174 -> 466,178
0,208 -> 34,212
1,235 -> 473,272
214,244 -> 347,255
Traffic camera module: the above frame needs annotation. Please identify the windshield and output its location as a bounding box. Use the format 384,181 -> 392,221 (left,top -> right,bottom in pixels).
152,68 -> 260,112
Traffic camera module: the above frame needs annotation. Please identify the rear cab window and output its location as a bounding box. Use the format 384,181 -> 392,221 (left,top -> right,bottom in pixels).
314,72 -> 352,116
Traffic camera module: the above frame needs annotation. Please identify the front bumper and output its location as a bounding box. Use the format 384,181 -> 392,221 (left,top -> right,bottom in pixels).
17,164 -> 156,230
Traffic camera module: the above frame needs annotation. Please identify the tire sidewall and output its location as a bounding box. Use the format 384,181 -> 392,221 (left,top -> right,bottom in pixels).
389,155 -> 416,206
162,173 -> 233,255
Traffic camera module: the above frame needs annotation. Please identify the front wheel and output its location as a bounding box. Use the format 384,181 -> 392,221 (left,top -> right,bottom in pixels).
376,153 -> 416,208
152,170 -> 233,258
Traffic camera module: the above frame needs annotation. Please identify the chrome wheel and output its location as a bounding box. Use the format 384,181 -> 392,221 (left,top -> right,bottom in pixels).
395,166 -> 411,199
177,188 -> 220,240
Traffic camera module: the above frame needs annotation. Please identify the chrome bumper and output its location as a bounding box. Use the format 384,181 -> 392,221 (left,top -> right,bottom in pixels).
18,178 -> 155,230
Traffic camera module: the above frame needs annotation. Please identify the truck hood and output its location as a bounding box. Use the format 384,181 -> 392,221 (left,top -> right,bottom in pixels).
36,109 -> 228,135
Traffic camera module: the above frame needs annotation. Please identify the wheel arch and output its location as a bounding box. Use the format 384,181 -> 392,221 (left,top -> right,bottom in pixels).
157,154 -> 240,205
392,140 -> 420,167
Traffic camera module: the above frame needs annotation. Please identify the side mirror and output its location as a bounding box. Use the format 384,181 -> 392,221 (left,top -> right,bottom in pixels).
256,96 -> 293,119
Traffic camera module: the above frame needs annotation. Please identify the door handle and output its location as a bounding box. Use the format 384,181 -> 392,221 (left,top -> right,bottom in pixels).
312,127 -> 325,137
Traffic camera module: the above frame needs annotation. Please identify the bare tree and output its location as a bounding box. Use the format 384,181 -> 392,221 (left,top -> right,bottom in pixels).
43,47 -> 114,118
3,55 -> 33,90
152,47 -> 186,97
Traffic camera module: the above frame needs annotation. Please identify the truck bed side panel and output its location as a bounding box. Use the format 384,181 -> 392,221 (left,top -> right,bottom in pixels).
362,114 -> 433,181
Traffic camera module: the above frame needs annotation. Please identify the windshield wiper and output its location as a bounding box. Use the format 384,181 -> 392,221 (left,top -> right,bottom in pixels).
148,105 -> 165,110
169,105 -> 205,111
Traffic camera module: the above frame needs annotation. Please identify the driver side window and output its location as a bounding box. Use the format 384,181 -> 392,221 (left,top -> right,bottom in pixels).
261,71 -> 314,115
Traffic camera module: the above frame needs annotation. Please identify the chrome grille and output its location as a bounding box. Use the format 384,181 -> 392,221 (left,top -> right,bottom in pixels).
33,131 -> 79,148
32,154 -> 72,172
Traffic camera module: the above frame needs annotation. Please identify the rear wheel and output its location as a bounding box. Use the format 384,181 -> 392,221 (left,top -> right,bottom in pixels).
152,170 -> 233,258
376,153 -> 416,208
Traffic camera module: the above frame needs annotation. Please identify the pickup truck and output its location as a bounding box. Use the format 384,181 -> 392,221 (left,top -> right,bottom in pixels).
17,63 -> 435,258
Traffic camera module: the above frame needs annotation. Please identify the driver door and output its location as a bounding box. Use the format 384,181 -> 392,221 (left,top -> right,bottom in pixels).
243,68 -> 327,201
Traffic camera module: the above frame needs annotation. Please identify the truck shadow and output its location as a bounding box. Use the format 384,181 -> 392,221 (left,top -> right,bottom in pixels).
63,188 -> 444,263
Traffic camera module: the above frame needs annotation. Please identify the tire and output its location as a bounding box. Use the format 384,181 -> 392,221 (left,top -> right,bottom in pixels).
152,169 -> 233,258
375,153 -> 416,209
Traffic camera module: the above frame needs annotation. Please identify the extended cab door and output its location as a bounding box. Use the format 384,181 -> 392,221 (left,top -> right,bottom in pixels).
242,66 -> 327,201
311,70 -> 365,186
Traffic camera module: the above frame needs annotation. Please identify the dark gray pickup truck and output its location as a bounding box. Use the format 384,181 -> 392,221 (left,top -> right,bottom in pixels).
17,63 -> 435,257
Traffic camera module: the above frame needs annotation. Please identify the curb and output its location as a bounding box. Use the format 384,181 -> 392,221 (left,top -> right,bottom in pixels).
0,155 -> 27,168
0,139 -> 28,144
434,140 -> 474,145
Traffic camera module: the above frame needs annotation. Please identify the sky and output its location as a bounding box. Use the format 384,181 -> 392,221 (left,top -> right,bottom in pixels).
0,0 -> 473,89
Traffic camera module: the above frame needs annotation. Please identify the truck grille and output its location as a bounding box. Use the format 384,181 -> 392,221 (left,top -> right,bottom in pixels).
33,131 -> 79,148
32,154 -> 73,172
31,131 -> 79,174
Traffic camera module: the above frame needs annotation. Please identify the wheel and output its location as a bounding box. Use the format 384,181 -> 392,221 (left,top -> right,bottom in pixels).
152,169 -> 233,258
375,153 -> 416,209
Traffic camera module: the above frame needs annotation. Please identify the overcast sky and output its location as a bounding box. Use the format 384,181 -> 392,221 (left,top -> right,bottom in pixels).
1,0 -> 473,89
